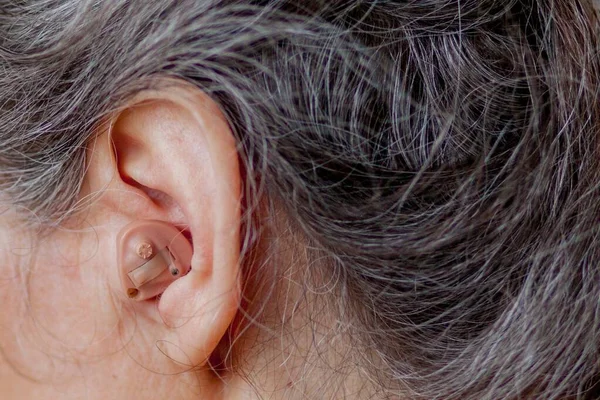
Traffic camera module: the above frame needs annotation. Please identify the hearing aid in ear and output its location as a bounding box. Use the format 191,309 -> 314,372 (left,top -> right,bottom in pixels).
117,220 -> 193,301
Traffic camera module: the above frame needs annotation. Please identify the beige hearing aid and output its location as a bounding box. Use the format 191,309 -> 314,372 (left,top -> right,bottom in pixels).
117,220 -> 193,301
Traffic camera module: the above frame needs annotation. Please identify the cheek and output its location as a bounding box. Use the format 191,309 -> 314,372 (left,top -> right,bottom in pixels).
4,229 -> 126,379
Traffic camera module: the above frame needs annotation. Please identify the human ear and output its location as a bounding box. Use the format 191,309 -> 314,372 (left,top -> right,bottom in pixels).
84,79 -> 241,369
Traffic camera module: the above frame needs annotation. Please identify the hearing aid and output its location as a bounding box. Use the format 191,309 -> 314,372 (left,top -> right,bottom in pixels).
117,220 -> 193,301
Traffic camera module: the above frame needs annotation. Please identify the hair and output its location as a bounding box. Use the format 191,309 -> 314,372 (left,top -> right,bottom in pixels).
2,0 -> 600,398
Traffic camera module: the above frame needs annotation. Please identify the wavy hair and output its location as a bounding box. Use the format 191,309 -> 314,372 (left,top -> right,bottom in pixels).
1,0 -> 600,398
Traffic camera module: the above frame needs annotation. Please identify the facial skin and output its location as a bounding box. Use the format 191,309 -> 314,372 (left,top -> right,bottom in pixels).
0,222 -> 210,399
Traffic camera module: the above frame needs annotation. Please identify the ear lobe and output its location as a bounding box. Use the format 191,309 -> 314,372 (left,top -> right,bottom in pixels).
88,79 -> 242,369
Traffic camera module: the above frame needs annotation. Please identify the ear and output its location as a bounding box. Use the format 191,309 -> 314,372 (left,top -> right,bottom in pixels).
84,79 -> 241,369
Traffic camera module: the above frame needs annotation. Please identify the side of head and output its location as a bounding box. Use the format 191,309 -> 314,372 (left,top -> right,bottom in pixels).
1,1 -> 600,399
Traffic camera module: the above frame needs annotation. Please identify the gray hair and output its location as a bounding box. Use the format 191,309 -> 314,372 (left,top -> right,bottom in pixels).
1,0 -> 600,398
